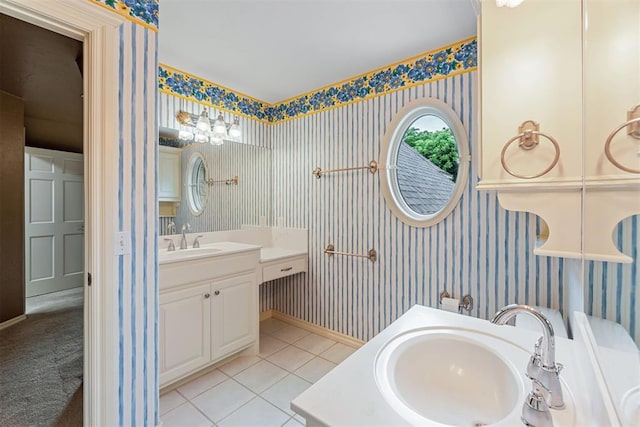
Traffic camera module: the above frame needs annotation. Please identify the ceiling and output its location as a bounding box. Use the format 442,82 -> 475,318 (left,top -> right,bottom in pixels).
0,14 -> 83,153
159,0 -> 478,103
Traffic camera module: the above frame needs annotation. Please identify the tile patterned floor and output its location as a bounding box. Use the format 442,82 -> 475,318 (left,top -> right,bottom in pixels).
160,318 -> 357,427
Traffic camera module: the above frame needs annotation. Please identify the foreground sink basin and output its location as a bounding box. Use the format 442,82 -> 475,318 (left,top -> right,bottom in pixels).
375,328 -> 524,426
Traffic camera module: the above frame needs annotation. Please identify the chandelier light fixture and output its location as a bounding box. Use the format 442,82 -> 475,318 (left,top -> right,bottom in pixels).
176,108 -> 242,145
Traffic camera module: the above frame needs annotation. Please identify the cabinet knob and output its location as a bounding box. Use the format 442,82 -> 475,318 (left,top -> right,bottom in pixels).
214,290 -> 220,296
204,293 -> 210,299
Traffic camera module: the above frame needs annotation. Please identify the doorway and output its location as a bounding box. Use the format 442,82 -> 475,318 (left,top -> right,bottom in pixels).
0,13 -> 85,425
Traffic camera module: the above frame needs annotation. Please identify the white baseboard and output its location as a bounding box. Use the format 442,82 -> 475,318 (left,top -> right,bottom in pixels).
266,310 -> 365,349
0,314 -> 27,331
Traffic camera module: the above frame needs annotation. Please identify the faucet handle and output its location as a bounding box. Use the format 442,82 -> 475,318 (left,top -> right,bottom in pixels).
164,238 -> 176,252
193,235 -> 203,248
167,221 -> 176,234
182,223 -> 191,232
521,379 -> 553,427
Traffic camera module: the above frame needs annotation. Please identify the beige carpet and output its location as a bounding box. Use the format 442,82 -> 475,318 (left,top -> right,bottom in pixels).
0,288 -> 83,427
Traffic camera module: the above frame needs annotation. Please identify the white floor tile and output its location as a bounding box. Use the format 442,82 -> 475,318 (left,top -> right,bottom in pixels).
159,390 -> 187,416
294,357 -> 336,383
259,334 -> 289,357
266,346 -> 315,372
177,369 -> 228,400
218,397 -> 289,427
283,416 -> 305,426
161,402 -> 213,427
260,318 -> 288,334
269,325 -> 310,344
261,374 -> 312,416
319,342 -> 357,364
218,355 -> 262,377
234,360 -> 288,394
292,333 -> 335,355
192,379 -> 255,422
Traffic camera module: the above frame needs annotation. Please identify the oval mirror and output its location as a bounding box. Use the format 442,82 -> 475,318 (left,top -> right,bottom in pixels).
186,152 -> 208,216
380,98 -> 469,227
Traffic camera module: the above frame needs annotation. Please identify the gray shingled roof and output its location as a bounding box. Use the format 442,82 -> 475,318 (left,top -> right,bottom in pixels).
396,141 -> 456,215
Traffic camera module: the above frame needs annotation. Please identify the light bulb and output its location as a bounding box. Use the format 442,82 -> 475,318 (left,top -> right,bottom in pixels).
496,0 -> 524,7
178,130 -> 194,141
213,113 -> 227,137
229,116 -> 241,141
194,133 -> 209,144
210,135 -> 223,146
196,109 -> 211,132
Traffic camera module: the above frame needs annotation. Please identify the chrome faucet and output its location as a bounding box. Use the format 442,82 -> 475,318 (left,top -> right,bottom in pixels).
164,238 -> 176,252
180,223 -> 191,250
491,304 -> 565,427
167,221 -> 176,235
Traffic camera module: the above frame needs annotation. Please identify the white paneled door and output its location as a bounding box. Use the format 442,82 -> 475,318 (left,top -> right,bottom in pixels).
25,147 -> 84,297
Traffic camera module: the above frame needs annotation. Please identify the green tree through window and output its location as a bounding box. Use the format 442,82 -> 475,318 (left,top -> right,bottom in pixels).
403,127 -> 459,180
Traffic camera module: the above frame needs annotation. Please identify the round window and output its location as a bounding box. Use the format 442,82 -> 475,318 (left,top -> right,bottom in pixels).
186,152 -> 208,216
379,98 -> 470,227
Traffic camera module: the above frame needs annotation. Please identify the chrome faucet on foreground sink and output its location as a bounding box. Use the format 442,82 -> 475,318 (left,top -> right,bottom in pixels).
491,304 -> 565,427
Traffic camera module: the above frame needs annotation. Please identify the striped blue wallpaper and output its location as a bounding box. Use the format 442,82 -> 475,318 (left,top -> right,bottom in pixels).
268,71 -> 639,345
586,216 -> 639,343
116,20 -> 158,426
269,72 -> 564,340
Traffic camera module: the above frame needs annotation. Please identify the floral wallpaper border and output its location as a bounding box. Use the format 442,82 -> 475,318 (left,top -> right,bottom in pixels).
89,0 -> 159,31
159,37 -> 477,124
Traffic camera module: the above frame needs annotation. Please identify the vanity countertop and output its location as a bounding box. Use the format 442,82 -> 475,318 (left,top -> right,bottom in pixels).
291,305 -> 595,427
260,247 -> 307,263
158,241 -> 261,265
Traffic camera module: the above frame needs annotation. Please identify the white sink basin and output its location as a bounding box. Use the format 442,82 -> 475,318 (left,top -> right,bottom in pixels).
162,247 -> 222,257
158,246 -> 222,262
375,328 -> 525,426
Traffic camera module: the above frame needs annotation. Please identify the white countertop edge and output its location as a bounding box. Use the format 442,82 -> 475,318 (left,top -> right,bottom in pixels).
260,247 -> 308,263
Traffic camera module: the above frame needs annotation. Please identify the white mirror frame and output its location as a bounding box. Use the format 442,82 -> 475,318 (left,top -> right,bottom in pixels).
186,151 -> 208,216
379,97 -> 470,227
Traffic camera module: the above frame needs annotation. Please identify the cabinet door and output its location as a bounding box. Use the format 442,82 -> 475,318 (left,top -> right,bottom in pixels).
584,0 -> 640,180
159,146 -> 181,202
211,273 -> 257,360
479,0 -> 582,188
159,283 -> 211,386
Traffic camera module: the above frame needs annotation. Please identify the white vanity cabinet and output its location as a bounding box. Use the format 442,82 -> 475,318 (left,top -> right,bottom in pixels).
159,283 -> 211,386
158,244 -> 260,388
211,273 -> 258,360
158,145 -> 181,202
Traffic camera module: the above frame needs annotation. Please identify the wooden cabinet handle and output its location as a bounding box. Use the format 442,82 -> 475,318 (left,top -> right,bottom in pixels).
214,290 -> 220,296
280,267 -> 293,272
204,293 -> 210,299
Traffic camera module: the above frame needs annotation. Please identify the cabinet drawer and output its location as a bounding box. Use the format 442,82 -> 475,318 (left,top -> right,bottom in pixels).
262,257 -> 307,282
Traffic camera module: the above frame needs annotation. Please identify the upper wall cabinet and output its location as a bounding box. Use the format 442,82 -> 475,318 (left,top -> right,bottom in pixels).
584,0 -> 640,183
478,0 -> 583,190
159,146 -> 182,203
478,0 -> 640,262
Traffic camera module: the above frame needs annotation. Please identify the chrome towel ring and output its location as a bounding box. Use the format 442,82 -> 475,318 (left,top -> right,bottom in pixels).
604,105 -> 640,174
